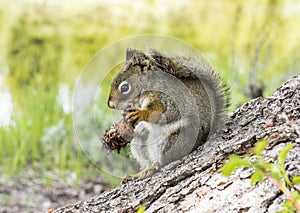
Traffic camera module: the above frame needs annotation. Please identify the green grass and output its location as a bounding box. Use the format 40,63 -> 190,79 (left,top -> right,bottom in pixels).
0,0 -> 299,186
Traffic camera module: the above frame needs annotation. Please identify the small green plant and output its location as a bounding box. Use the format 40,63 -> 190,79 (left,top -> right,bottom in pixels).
222,139 -> 300,212
0,193 -> 10,206
136,206 -> 146,213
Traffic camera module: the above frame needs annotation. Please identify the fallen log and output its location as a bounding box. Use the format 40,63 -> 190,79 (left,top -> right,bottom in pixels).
50,74 -> 300,213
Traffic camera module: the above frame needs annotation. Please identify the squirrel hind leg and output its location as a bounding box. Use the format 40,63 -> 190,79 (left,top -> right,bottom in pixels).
121,162 -> 159,183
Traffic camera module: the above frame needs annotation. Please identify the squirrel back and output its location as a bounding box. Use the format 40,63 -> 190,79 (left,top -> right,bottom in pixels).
147,49 -> 229,136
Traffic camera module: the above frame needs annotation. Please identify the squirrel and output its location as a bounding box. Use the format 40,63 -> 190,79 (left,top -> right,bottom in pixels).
108,48 -> 229,178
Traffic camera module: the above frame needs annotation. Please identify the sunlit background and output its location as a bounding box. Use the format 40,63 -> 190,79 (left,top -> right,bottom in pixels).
0,0 -> 299,211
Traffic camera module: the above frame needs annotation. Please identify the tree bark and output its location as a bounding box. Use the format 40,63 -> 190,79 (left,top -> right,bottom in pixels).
50,74 -> 300,213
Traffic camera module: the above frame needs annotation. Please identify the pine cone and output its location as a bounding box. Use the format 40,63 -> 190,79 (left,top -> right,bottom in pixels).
102,118 -> 134,153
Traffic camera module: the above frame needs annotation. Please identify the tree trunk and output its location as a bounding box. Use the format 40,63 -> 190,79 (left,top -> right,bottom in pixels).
50,74 -> 300,213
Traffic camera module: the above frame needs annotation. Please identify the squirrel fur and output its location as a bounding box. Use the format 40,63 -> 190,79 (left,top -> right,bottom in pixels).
108,48 -> 229,175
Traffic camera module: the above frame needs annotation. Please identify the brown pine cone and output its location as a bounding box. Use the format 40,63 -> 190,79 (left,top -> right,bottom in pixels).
102,118 -> 134,153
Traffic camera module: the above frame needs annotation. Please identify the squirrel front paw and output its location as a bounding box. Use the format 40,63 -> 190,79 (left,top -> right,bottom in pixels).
124,107 -> 148,127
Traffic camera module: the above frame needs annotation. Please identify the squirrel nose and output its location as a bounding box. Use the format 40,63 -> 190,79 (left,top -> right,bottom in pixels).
108,99 -> 115,109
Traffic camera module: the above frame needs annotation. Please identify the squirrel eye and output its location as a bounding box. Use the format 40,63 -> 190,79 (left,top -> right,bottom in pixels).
118,81 -> 131,94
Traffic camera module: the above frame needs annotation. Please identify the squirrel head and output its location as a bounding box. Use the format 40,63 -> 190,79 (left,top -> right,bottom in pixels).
108,49 -> 156,110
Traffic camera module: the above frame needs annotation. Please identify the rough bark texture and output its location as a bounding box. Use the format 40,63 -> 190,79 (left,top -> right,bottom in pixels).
50,74 -> 300,213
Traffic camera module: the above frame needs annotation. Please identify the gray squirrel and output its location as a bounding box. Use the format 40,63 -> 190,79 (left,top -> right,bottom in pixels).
108,48 -> 229,177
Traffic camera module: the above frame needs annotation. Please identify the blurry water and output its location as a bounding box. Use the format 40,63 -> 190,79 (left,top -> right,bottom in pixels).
58,84 -> 71,114
0,68 -> 71,127
0,67 -> 13,127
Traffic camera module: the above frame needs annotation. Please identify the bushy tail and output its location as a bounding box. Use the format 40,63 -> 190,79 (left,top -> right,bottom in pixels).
182,56 -> 230,131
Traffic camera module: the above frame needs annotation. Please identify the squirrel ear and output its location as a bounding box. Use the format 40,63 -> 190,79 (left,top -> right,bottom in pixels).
126,49 -> 135,60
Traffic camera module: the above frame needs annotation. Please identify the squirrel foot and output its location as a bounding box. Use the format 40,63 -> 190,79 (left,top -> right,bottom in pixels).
121,162 -> 159,183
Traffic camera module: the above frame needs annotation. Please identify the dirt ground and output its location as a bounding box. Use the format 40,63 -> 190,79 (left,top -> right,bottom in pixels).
0,169 -> 112,213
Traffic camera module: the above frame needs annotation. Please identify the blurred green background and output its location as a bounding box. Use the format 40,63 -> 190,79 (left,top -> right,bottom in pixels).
0,0 -> 299,186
